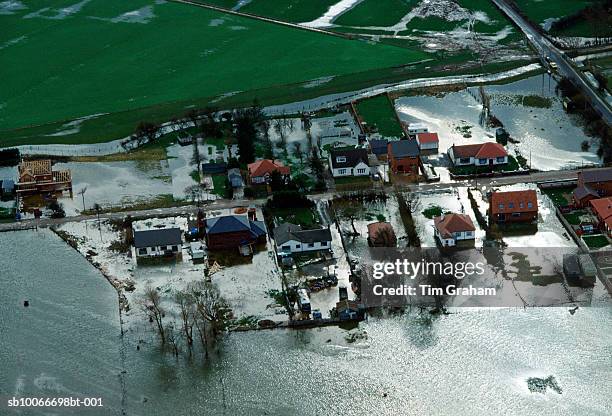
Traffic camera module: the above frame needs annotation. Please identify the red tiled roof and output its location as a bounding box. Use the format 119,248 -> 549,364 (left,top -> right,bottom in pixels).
490,190 -> 537,215
434,213 -> 475,238
416,132 -> 439,144
247,159 -> 290,178
452,142 -> 507,159
589,197 -> 612,220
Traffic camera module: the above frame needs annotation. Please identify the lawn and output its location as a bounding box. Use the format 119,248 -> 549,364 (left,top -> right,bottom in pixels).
0,0 -> 428,144
333,176 -> 372,186
542,187 -> 574,207
583,234 -> 610,249
355,94 -> 404,137
564,210 -> 587,226
272,206 -> 318,227
211,174 -> 228,197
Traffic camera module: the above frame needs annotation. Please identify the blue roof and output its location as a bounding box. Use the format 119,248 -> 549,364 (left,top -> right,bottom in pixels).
206,215 -> 266,238
369,139 -> 388,155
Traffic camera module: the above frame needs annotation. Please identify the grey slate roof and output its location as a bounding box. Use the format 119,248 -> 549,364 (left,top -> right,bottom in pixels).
369,139 -> 388,156
133,228 -> 182,248
1,179 -> 15,192
274,222 -> 332,245
330,148 -> 369,169
388,139 -> 419,158
573,184 -> 599,200
581,167 -> 612,184
206,215 -> 266,238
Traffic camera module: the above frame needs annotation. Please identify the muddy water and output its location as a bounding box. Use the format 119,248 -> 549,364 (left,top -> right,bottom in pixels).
1,230 -> 611,415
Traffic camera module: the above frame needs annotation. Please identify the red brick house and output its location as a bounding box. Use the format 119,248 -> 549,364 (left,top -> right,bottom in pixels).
388,140 -> 420,175
247,159 -> 290,185
573,168 -> 612,207
589,197 -> 612,236
489,190 -> 538,224
204,215 -> 267,250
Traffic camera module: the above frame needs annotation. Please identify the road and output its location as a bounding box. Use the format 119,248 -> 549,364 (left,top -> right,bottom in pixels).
0,168 -> 586,233
492,0 -> 612,126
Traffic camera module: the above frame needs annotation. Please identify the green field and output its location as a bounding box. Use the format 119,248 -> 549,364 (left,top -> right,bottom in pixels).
355,94 -> 404,137
0,0 -> 430,146
334,0 -> 417,27
514,0 -> 594,24
200,0 -> 339,23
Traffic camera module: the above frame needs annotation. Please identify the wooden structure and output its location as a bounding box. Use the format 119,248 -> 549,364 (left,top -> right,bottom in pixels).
16,160 -> 72,195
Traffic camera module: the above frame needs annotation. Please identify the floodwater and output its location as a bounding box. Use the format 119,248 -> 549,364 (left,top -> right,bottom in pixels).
395,74 -> 601,171
1,230 -> 612,415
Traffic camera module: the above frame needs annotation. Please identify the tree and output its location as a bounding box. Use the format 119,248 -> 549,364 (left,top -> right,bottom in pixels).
308,148 -> 326,190
132,121 -> 161,147
234,109 -> 257,164
175,291 -> 195,349
292,142 -> 304,164
334,201 -> 360,236
142,286 -> 166,344
47,200 -> 65,219
190,281 -> 230,356
593,71 -> 608,92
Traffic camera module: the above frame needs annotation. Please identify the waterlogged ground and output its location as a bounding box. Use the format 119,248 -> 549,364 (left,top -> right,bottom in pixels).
2,230 -> 611,416
395,75 -> 601,171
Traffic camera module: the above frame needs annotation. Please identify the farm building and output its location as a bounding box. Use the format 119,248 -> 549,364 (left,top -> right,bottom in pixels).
489,190 -> 538,224
433,213 -> 476,247
247,159 -> 290,185
204,214 -> 267,251
388,140 -> 420,175
274,222 -> 332,255
16,160 -> 72,195
448,142 -> 508,167
329,148 -> 370,178
367,222 -> 397,247
416,132 -> 439,152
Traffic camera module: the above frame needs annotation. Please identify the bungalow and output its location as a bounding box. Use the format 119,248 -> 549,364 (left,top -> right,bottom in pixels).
589,197 -> 612,235
489,190 -> 538,224
204,214 -> 267,250
369,138 -> 389,159
573,167 -> 612,207
388,140 -> 420,175
448,142 -> 508,167
433,213 -> 476,247
416,132 -> 439,152
227,168 -> 244,188
247,159 -> 290,185
274,222 -> 332,254
367,222 -> 397,247
329,148 -> 370,178
133,227 -> 183,260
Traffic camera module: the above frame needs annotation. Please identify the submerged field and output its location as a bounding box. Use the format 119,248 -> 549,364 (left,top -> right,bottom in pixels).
0,0 -> 430,145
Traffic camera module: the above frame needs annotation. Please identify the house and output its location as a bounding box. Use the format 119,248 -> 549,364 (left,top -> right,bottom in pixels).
406,122 -> 428,136
16,160 -> 72,195
367,222 -> 397,247
589,197 -> 612,235
201,162 -> 227,175
573,168 -> 612,206
227,168 -> 244,188
333,299 -> 362,321
274,222 -> 332,254
329,148 -> 370,177
133,227 -> 183,260
388,140 -> 420,175
369,138 -> 389,159
204,214 -> 267,250
433,213 -> 476,247
1,179 -> 15,200
448,142 -> 508,167
416,132 -> 439,152
489,190 -> 538,223
247,159 -> 290,185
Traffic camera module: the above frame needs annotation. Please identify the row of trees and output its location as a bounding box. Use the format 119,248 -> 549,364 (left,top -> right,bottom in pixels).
141,281 -> 230,358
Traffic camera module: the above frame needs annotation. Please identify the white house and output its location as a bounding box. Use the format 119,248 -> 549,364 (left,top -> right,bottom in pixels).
433,213 -> 476,247
274,223 -> 332,255
448,142 -> 508,167
407,122 -> 428,136
416,132 -> 439,151
329,148 -> 370,178
133,227 -> 183,259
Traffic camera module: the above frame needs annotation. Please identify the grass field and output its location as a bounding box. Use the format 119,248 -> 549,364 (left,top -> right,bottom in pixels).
199,0 -> 339,23
0,0 -> 429,144
355,94 -> 404,137
513,0 -> 594,24
583,234 -> 610,249
334,0 -> 417,27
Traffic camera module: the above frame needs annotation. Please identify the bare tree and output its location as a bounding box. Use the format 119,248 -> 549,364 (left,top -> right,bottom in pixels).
142,286 -> 166,344
166,322 -> 180,357
190,281 -> 230,357
292,142 -> 304,164
175,291 -> 195,349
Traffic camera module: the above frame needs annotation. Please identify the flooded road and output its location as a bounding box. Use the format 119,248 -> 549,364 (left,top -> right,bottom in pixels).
1,230 -> 611,415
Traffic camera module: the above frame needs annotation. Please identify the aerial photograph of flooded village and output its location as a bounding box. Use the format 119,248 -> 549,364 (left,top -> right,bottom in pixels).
1,0 -> 612,415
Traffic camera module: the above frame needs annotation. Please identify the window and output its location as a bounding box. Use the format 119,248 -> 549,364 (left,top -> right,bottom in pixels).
527,202 -> 533,208
508,202 -> 514,209
138,248 -> 147,255
459,157 -> 471,164
338,169 -> 347,175
498,203 -> 504,210
321,241 -> 328,246
519,202 -> 524,209
295,245 -> 301,249
308,243 -> 315,248
171,245 -> 178,252
512,212 -> 521,217
465,231 -> 473,237
336,156 -> 347,163
496,156 -> 505,162
479,158 -> 487,164
281,245 -> 290,251
356,168 -> 366,174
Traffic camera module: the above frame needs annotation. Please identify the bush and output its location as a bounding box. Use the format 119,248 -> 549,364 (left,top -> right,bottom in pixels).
0,148 -> 19,166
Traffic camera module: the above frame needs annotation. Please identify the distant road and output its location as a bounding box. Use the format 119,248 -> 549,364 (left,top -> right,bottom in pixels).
492,0 -> 612,126
0,168 -> 587,233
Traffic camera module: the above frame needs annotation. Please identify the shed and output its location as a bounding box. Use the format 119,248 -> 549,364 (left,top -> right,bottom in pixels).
227,168 -> 244,188
201,162 -> 227,174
